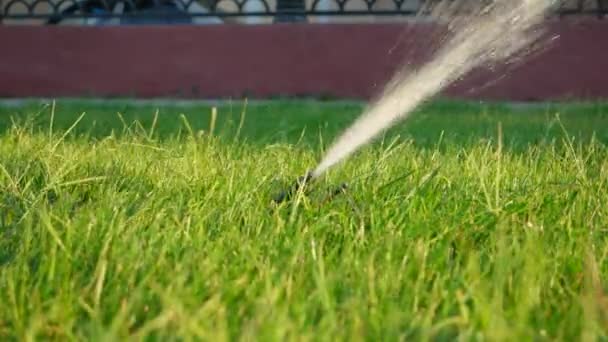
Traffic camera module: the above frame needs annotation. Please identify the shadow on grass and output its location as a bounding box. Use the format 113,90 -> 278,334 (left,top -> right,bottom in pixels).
1,98 -> 607,150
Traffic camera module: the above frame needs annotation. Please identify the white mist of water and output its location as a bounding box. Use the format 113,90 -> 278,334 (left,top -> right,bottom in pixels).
312,0 -> 553,178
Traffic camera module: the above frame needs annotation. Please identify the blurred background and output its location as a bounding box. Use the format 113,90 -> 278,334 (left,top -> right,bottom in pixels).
1,0 -> 606,25
0,0 -> 607,101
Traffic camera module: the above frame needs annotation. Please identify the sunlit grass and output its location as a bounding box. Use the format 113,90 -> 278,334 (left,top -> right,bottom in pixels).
1,99 -> 608,340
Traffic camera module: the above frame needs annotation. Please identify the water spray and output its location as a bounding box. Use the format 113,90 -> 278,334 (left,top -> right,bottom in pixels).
272,0 -> 553,204
310,0 -> 552,178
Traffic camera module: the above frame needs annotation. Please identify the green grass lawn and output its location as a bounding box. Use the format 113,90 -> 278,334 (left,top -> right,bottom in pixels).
1,99 -> 608,340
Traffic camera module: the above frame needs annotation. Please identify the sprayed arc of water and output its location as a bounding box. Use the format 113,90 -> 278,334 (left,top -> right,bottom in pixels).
312,0 -> 552,179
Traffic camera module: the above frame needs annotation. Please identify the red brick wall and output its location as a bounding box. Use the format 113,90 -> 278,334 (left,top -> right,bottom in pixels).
1,19 -> 606,101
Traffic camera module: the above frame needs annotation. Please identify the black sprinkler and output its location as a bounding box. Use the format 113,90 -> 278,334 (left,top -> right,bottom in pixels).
272,170 -> 348,205
272,171 -> 314,204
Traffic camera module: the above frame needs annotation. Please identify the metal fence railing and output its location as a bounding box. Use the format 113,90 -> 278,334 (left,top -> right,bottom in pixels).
1,0 -> 606,24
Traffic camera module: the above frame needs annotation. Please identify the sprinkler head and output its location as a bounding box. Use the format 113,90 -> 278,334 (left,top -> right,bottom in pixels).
272,170 -> 314,204
329,182 -> 348,198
